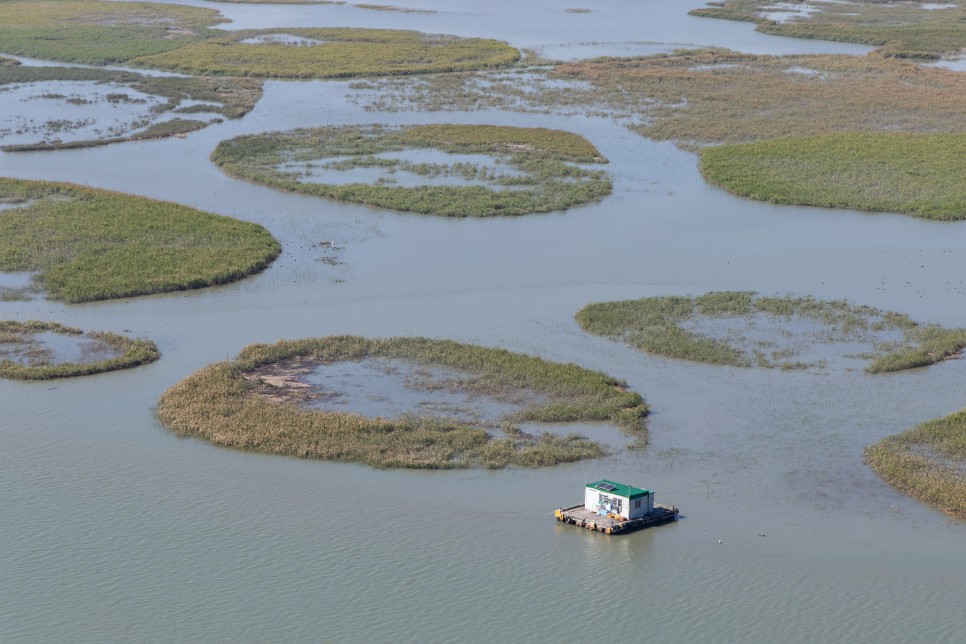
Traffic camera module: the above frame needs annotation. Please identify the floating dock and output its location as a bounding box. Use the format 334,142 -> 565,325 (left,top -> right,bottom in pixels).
554,503 -> 679,535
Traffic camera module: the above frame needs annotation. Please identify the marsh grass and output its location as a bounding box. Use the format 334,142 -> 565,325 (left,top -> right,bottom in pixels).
131,28 -> 519,79
354,51 -> 966,149
0,320 -> 159,380
211,124 -> 611,217
690,0 -> 966,58
865,409 -> 966,518
0,178 -> 280,303
0,1 -> 224,65
156,336 -> 648,468
0,62 -> 261,151
700,133 -> 966,221
575,292 -> 966,372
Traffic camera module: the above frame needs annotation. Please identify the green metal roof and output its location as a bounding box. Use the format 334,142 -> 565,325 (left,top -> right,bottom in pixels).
586,479 -> 650,500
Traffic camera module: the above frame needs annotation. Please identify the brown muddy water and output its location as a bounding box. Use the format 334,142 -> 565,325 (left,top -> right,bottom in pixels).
1,1 -> 964,642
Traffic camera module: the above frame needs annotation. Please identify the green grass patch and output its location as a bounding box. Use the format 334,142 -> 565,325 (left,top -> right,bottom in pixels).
690,0 -> 966,58
0,178 -> 280,303
0,1 -> 224,65
0,320 -> 159,379
700,132 -> 966,221
576,291 -> 966,372
130,28 -> 519,79
211,124 -> 611,217
865,408 -> 966,519
156,336 -> 649,469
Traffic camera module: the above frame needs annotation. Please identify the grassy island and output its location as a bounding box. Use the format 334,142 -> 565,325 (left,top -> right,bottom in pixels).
156,336 -> 649,468
211,124 -> 610,217
866,408 -> 966,519
0,178 -> 280,303
699,133 -> 966,220
0,2 -> 517,79
0,320 -> 159,380
576,291 -> 966,372
0,62 -> 262,152
690,0 -> 966,59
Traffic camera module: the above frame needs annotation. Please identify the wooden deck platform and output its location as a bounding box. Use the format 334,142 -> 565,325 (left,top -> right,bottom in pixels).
554,503 -> 678,535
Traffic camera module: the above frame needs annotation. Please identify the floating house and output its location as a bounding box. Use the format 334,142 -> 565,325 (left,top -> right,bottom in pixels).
555,479 -> 678,535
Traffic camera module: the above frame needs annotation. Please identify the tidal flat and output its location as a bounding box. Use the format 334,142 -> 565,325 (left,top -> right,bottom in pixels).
156,336 -> 647,468
2,0 -> 966,641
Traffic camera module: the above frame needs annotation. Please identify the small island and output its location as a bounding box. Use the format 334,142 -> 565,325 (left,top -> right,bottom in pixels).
155,336 -> 649,468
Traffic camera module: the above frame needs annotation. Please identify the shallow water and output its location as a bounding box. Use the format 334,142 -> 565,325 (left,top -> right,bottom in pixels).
1,1 -> 964,642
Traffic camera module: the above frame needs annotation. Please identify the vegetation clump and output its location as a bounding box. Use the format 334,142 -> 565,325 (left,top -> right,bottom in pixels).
0,320 -> 159,380
0,62 -> 262,151
354,51 -> 966,149
156,336 -> 649,469
575,291 -> 966,372
866,408 -> 966,519
700,132 -> 966,221
0,178 -> 280,303
211,124 -> 611,217
689,0 -> 966,59
0,2 -> 517,79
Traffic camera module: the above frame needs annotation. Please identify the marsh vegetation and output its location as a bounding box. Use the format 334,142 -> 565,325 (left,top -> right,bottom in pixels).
0,62 -> 261,151
0,178 -> 280,303
211,124 -> 611,217
575,291 -> 966,373
700,132 -> 966,220
353,51 -> 966,149
690,0 -> 966,58
866,408 -> 966,519
0,320 -> 159,380
156,336 -> 649,468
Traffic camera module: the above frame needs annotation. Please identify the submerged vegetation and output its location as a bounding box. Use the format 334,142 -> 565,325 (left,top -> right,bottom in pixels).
700,133 -> 966,220
156,336 -> 649,468
0,320 -> 159,380
211,124 -> 611,217
690,0 -> 966,58
575,291 -> 966,372
0,62 -> 261,151
353,51 -> 966,148
866,408 -> 966,519
0,178 -> 280,303
0,2 -> 516,79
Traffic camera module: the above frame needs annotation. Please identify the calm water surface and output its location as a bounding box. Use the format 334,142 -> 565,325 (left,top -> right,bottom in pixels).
1,1 -> 963,641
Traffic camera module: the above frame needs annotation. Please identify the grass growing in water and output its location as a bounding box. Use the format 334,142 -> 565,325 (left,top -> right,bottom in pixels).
865,408 -> 966,519
211,124 -> 611,217
700,133 -> 966,221
130,28 -> 519,79
575,291 -> 966,372
690,0 -> 966,58
156,336 -> 649,469
0,178 -> 280,303
0,320 -> 159,380
354,51 -> 966,149
0,62 -> 261,151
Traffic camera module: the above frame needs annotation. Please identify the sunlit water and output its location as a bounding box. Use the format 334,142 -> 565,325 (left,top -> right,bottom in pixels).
1,0 -> 964,641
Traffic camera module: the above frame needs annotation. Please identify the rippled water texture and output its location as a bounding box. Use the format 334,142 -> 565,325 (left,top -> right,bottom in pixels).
1,0 -> 963,641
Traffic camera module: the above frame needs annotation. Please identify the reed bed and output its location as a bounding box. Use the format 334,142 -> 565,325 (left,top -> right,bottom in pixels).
0,178 -> 280,303
156,336 -> 649,469
700,132 -> 966,220
0,320 -> 159,380
211,124 -> 611,217
690,0 -> 966,58
575,291 -> 966,372
865,409 -> 966,519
